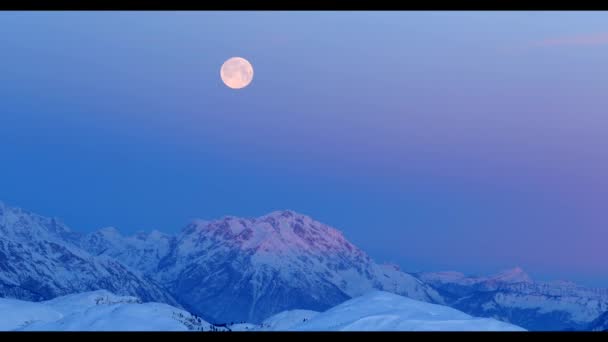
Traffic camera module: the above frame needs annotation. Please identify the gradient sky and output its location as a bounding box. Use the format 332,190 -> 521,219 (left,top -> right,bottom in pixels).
1,11 -> 607,286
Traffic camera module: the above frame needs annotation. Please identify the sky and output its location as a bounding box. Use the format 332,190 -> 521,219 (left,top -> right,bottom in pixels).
0,11 -> 607,286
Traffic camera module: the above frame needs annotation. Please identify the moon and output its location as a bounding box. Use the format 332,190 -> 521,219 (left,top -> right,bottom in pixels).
220,57 -> 254,89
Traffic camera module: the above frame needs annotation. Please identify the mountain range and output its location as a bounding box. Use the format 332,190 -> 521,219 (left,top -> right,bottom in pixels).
416,269 -> 608,331
0,202 -> 177,306
0,200 -> 606,330
79,209 -> 442,323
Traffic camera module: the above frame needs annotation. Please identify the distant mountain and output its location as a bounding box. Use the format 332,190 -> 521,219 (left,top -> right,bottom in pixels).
0,202 -> 177,306
416,268 -> 608,331
246,291 -> 524,331
0,290 -> 211,331
80,210 -> 442,323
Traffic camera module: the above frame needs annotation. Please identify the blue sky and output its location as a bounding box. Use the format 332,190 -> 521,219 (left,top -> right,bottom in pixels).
1,11 -> 607,286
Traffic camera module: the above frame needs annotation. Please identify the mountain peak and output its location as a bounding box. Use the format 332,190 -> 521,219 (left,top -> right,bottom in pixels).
183,210 -> 308,235
182,210 -> 349,255
1,201 -> 442,324
261,209 -> 302,219
0,202 -> 179,307
490,267 -> 532,283
97,226 -> 122,237
0,200 -> 73,239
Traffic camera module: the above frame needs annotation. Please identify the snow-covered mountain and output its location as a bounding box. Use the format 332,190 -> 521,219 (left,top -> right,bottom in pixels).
0,290 -> 212,331
416,268 -> 608,331
0,202 -> 177,306
3,200 -> 604,330
81,210 -> 442,323
81,226 -> 175,275
235,291 -> 524,331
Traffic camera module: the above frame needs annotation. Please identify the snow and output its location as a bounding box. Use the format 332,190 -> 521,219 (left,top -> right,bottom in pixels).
22,303 -> 191,331
418,267 -> 532,287
6,199 -> 602,330
233,291 -> 525,331
228,219 -> 247,235
78,208 -> 442,323
492,267 -> 533,283
493,291 -> 608,323
98,227 -> 121,237
0,298 -> 62,331
258,310 -> 319,331
288,291 -> 525,331
0,291 -> 210,331
417,268 -> 608,330
335,317 -> 524,331
375,264 -> 444,304
81,225 -> 174,275
41,290 -> 141,315
0,201 -> 177,306
229,323 -> 258,331
0,290 -> 525,331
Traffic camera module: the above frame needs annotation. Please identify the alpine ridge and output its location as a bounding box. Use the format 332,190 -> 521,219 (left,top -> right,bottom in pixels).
81,209 -> 443,323
3,200 -> 607,330
0,201 -> 178,306
416,269 -> 608,331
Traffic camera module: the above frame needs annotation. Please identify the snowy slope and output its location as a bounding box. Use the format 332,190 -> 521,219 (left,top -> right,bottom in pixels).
0,297 -> 61,331
416,268 -> 608,331
0,290 -> 524,331
0,290 -> 211,331
589,311 -> 608,332
0,201 -> 177,306
229,323 -> 258,331
257,309 -> 319,331
293,291 -> 525,331
82,210 -> 442,323
81,227 -> 175,275
251,291 -> 525,331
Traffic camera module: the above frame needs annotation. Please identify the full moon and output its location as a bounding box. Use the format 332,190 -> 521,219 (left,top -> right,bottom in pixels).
220,57 -> 254,89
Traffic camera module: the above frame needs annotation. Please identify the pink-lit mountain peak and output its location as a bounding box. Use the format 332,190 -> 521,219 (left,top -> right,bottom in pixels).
490,267 -> 533,284
183,210 -> 353,254
79,208 -> 442,323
